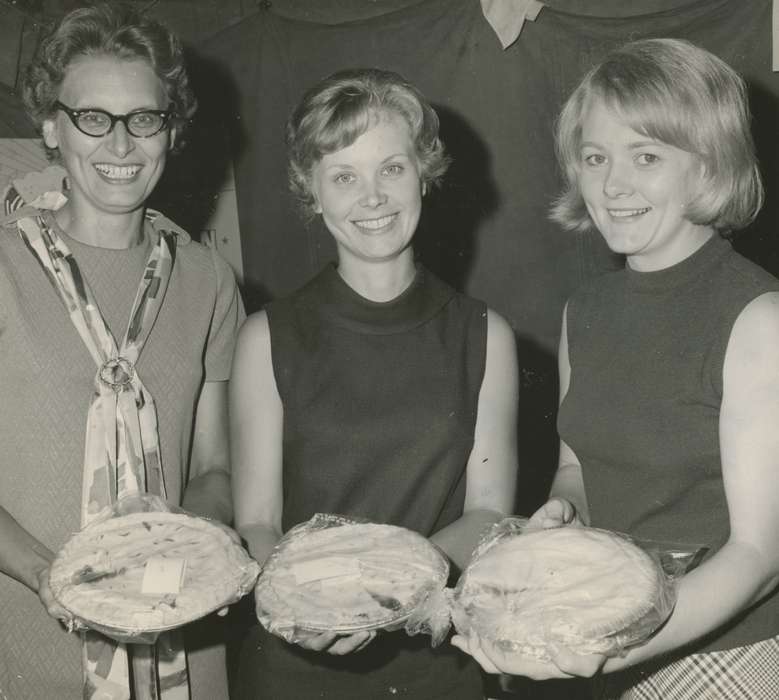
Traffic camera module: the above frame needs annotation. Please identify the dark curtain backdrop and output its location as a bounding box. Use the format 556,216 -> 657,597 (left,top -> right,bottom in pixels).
0,84 -> 36,137
186,0 -> 778,516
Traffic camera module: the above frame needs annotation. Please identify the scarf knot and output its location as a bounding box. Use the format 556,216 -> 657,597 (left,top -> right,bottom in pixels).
99,357 -> 136,391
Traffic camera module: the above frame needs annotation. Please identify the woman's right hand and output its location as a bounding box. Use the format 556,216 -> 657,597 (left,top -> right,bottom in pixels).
0,507 -> 79,629
34,565 -> 78,630
294,629 -> 376,655
451,631 -> 605,679
527,497 -> 583,530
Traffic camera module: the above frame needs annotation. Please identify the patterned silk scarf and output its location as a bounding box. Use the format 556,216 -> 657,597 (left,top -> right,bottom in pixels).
4,183 -> 190,700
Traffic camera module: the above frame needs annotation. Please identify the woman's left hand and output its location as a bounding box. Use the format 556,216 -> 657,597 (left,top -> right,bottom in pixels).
527,496 -> 584,530
294,629 -> 377,655
450,632 -> 606,680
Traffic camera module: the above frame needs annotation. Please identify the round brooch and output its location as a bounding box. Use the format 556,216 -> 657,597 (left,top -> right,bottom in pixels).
99,357 -> 135,390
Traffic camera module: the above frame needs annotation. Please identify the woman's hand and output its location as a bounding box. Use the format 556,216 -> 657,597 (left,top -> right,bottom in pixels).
451,632 -> 605,679
34,565 -> 81,630
528,497 -> 583,530
0,508 -> 83,631
202,517 -> 243,546
294,629 -> 376,655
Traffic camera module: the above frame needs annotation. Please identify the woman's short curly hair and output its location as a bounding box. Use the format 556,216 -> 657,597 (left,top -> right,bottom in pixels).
551,38 -> 763,235
286,68 -> 450,215
23,1 -> 196,159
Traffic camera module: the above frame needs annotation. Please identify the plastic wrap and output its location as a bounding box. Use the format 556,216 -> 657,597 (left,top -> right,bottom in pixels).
450,518 -> 703,660
49,495 -> 260,643
255,513 -> 451,645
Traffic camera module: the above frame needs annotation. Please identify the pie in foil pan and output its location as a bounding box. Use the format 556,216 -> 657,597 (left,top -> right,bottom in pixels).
49,511 -> 260,640
255,516 -> 450,637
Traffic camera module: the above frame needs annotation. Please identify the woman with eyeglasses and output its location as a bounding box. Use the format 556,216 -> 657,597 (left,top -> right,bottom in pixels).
0,4 -> 243,699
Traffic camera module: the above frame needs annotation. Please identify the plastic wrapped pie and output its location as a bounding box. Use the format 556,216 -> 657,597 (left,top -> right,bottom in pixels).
451,521 -> 676,660
49,508 -> 260,643
255,514 -> 450,643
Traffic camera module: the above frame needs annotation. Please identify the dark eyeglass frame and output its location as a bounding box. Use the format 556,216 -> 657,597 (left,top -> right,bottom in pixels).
53,101 -> 175,138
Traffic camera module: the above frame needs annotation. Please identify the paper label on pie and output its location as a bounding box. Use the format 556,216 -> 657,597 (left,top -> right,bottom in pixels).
255,520 -> 450,633
291,556 -> 361,584
142,557 -> 187,595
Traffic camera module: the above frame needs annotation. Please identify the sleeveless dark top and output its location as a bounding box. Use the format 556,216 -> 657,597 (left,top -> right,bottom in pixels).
559,235 -> 779,653
233,263 -> 487,699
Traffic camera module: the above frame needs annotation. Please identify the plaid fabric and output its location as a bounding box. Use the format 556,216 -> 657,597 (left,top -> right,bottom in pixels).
594,636 -> 779,699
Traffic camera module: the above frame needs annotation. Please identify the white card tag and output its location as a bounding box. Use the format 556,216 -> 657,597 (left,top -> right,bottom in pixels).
142,557 -> 187,595
292,556 -> 361,584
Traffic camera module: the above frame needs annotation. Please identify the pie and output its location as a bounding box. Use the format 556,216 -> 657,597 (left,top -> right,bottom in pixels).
452,526 -> 673,659
255,519 -> 449,635
49,511 -> 260,638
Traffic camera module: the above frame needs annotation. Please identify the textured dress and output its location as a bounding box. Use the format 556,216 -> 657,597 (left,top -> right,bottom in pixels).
0,214 -> 244,700
558,235 -> 779,695
233,263 -> 487,699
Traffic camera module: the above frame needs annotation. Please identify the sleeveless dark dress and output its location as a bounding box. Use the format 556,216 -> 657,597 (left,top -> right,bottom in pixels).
558,234 -> 779,654
232,263 -> 487,699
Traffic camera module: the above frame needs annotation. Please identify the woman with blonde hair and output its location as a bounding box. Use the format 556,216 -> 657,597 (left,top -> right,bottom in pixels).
454,38 -> 779,699
231,67 -> 519,699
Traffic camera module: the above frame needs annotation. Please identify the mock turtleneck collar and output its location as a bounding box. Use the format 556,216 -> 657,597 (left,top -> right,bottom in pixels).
625,234 -> 732,292
310,263 -> 455,335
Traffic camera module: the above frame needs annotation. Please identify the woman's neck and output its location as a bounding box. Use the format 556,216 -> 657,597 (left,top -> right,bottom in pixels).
53,202 -> 147,249
336,251 -> 417,302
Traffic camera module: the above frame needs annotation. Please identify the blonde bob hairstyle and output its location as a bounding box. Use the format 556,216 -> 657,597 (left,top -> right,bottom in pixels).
286,67 -> 450,216
551,38 -> 763,235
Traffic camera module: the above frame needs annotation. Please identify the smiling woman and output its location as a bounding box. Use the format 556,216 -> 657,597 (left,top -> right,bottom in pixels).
0,4 -> 244,700
41,55 -> 174,236
452,38 -> 779,700
230,68 -> 519,700
575,100 -> 711,271
309,112 -> 423,281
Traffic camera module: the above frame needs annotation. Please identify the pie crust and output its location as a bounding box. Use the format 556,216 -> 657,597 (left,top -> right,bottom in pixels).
256,521 -> 449,634
453,526 -> 672,658
49,511 -> 260,636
